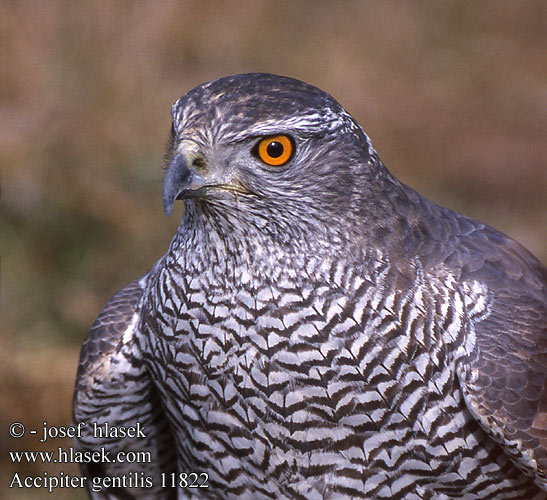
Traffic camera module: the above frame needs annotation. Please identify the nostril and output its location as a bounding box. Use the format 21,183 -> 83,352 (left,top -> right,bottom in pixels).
192,157 -> 206,170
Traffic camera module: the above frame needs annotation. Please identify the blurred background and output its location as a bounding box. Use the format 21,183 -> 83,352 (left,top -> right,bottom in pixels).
2,1 -> 546,497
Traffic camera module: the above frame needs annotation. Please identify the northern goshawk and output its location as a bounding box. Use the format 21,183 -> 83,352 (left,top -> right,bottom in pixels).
74,73 -> 547,499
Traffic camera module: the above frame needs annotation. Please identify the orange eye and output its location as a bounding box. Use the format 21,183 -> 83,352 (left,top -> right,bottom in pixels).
256,135 -> 294,166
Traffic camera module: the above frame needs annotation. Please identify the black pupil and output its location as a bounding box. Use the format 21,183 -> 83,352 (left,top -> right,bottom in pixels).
266,141 -> 284,158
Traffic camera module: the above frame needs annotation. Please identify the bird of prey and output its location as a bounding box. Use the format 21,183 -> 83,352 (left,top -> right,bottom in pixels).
73,73 -> 547,500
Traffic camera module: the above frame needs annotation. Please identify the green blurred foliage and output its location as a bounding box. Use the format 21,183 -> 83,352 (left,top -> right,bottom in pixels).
1,1 -> 546,498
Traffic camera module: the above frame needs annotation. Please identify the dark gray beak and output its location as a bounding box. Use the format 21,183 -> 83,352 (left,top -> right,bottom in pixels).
162,153 -> 206,216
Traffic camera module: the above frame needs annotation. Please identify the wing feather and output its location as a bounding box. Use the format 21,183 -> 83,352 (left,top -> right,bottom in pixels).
73,276 -> 177,500
457,225 -> 547,491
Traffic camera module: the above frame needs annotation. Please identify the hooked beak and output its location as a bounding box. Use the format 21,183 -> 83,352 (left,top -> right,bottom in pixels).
162,153 -> 206,216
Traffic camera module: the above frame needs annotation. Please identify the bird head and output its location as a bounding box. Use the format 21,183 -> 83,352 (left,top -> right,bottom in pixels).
163,73 -> 389,243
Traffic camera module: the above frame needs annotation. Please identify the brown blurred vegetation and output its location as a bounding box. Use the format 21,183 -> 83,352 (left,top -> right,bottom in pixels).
1,1 -> 546,498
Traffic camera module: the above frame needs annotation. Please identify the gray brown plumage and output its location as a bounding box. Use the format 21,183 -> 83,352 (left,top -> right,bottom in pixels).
74,73 -> 547,499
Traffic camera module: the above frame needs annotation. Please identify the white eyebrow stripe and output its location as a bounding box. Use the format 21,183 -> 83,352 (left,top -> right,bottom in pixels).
221,111 -> 348,143
250,115 -> 330,133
